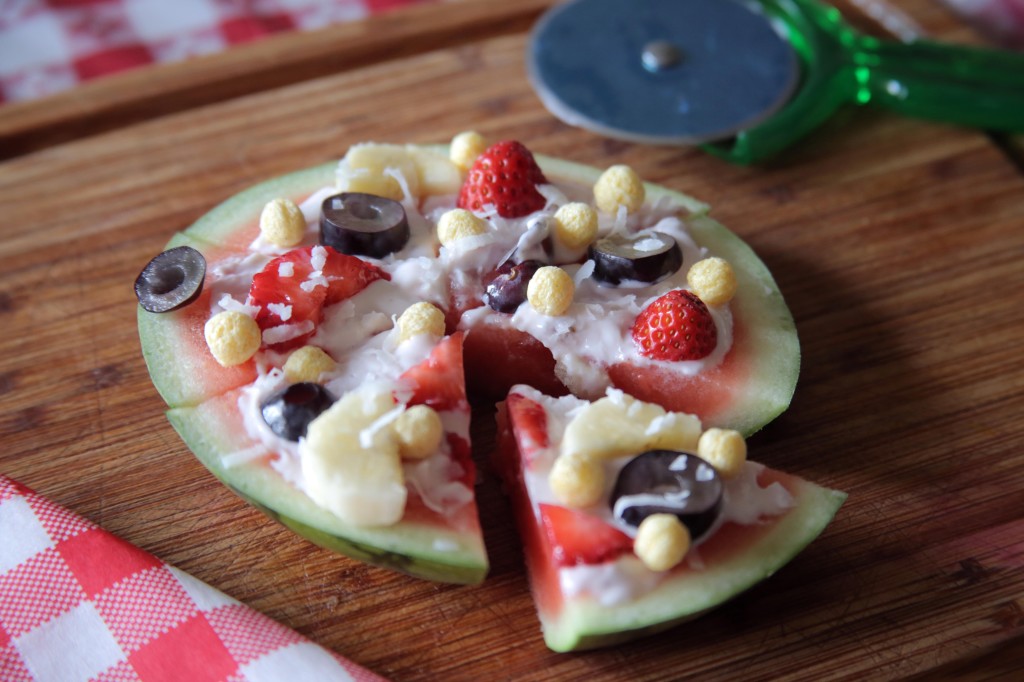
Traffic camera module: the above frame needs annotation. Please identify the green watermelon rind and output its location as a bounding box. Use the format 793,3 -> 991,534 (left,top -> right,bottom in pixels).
540,480 -> 846,651
166,402 -> 489,585
183,162 -> 336,244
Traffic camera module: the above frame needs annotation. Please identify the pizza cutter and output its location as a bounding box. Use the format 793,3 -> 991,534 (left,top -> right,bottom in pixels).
528,0 -> 1024,164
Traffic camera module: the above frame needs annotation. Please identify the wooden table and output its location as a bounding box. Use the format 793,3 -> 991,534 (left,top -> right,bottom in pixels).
2,1 -> 1022,679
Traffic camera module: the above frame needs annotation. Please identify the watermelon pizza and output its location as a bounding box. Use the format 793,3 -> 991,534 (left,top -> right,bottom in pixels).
135,134 -> 842,648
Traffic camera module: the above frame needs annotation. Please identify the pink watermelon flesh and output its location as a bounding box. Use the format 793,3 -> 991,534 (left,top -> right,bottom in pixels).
499,393 -> 845,651
137,233 -> 257,408
463,324 -> 567,402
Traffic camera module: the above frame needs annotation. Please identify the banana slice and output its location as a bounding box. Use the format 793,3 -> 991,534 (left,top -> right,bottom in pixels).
301,385 -> 406,526
337,143 -> 421,202
406,146 -> 464,195
560,390 -> 702,462
336,143 -> 465,201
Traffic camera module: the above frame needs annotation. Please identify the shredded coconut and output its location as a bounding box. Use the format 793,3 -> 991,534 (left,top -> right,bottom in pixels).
310,245 -> 328,272
221,445 -> 270,468
383,166 -> 415,206
615,204 -> 628,232
266,303 -> 292,321
573,260 -> 596,286
300,274 -> 328,292
359,405 -> 406,449
217,294 -> 260,317
262,320 -> 315,344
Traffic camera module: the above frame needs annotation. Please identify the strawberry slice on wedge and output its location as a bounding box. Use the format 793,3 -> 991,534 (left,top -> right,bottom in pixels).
538,503 -> 633,567
505,393 -> 549,467
249,245 -> 388,350
398,332 -> 475,485
399,332 -> 468,412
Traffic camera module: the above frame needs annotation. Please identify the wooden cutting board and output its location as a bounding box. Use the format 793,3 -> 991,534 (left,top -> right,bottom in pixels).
1,1 -> 1022,679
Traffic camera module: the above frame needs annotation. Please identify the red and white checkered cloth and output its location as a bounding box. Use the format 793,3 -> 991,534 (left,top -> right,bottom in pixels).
0,0 -> 430,105
0,475 -> 387,682
2,1 -> 1020,106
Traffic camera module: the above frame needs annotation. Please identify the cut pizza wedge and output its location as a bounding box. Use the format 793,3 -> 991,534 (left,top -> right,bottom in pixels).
497,385 -> 846,651
166,334 -> 487,585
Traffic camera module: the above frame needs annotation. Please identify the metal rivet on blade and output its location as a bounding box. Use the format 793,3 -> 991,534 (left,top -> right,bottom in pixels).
642,41 -> 683,72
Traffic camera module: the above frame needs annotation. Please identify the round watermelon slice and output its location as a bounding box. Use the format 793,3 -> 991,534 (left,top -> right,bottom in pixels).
136,142 -> 802,588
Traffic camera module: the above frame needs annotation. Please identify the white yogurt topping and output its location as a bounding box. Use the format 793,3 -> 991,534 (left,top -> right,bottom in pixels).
212,181 -> 472,516
559,556 -> 665,607
436,195 -> 734,397
205,162 -> 736,530
509,384 -> 794,605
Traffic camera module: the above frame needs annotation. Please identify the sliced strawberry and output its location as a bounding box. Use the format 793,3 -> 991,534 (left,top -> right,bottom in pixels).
457,140 -> 548,218
632,289 -> 717,362
506,392 -> 549,468
320,247 -> 390,305
249,249 -> 324,331
399,331 -> 468,412
248,245 -> 388,350
538,503 -> 633,567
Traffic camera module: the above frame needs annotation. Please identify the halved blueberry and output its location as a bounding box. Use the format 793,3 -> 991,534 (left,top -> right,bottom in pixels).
610,450 -> 723,541
134,246 -> 206,313
261,382 -> 335,441
589,231 -> 681,286
483,259 -> 543,313
320,193 -> 409,258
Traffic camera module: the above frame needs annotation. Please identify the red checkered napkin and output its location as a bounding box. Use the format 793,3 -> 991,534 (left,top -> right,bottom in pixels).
0,475 -> 387,682
0,0 -> 428,105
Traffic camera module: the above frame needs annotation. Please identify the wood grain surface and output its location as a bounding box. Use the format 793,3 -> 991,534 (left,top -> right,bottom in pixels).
1,1 -> 1022,680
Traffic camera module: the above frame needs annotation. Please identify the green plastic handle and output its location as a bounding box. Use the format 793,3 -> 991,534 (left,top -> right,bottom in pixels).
703,0 -> 1024,165
857,37 -> 1024,131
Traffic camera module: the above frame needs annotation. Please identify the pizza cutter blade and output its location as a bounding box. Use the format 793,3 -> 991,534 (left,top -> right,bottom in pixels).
528,0 -> 800,146
529,0 -> 1024,164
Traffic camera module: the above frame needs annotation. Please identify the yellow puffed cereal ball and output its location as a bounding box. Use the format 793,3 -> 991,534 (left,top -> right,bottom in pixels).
204,311 -> 261,367
394,405 -> 444,459
697,428 -> 747,479
259,198 -> 306,247
450,131 -> 487,171
593,165 -> 645,215
634,513 -> 691,572
687,257 -> 738,306
552,203 -> 599,249
396,302 -> 446,343
283,346 -> 336,383
437,209 -> 487,247
527,266 -> 574,316
549,455 -> 605,508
